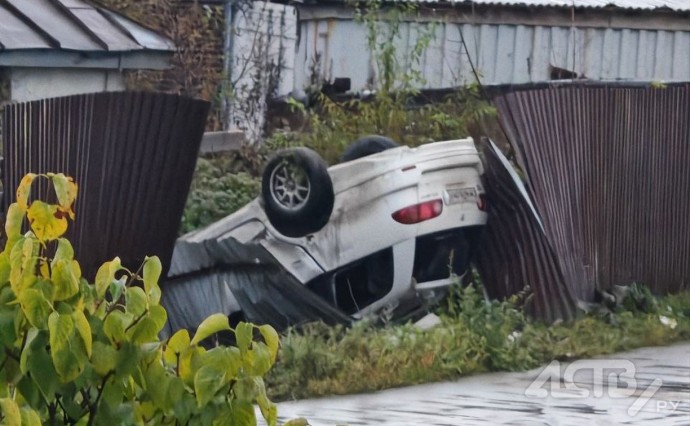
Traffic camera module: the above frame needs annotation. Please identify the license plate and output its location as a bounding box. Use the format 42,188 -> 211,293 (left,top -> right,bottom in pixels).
444,187 -> 477,205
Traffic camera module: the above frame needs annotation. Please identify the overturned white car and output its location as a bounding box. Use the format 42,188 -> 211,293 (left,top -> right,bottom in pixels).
162,136 -> 488,334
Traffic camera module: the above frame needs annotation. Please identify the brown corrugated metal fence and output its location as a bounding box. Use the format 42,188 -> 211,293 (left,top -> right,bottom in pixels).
475,141 -> 578,322
2,92 -> 209,279
481,83 -> 690,315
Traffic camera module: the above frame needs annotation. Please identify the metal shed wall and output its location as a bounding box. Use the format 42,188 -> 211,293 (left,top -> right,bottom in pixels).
294,19 -> 690,92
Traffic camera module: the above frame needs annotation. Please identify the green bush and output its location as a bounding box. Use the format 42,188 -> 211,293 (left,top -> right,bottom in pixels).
181,157 -> 261,234
0,173 -> 280,425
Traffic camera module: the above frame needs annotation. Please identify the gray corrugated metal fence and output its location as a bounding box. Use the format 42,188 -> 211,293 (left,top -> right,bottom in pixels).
2,92 -> 209,279
489,83 -> 690,306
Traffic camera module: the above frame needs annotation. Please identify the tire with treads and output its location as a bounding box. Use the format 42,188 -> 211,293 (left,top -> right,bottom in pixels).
340,135 -> 399,162
261,147 -> 334,237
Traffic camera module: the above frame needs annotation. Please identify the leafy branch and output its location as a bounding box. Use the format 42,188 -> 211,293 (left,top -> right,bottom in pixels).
0,173 -> 282,425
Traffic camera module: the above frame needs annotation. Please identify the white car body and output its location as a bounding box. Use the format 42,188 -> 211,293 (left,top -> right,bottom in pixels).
163,138 -> 487,332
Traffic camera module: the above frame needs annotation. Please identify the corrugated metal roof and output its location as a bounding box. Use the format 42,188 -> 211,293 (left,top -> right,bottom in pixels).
0,0 -> 174,53
409,0 -> 690,12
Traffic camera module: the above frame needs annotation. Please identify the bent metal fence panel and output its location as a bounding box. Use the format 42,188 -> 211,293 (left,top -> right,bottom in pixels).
2,92 -> 209,279
488,83 -> 690,306
475,141 -> 578,322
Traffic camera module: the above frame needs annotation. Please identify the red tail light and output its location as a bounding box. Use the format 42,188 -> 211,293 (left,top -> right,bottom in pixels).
477,194 -> 488,212
392,199 -> 443,224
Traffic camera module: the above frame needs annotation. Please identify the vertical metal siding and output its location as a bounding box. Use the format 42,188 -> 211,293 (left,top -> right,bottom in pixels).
475,141 -> 579,322
492,84 -> 690,301
2,92 -> 210,279
295,19 -> 690,92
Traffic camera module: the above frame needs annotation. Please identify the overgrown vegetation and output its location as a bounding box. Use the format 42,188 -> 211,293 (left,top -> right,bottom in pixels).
180,156 -> 261,234
267,283 -> 690,401
0,174 -> 281,425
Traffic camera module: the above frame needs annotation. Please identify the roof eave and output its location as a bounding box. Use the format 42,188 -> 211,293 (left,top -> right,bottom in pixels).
0,50 -> 174,70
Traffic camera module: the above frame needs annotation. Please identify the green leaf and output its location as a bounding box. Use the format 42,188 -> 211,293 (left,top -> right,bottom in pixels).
91,341 -> 117,376
143,256 -> 162,302
4,203 -> 25,244
233,376 -> 258,402
190,313 -> 230,346
0,397 -> 21,426
148,284 -> 162,307
249,342 -> 272,376
125,287 -> 148,317
51,173 -> 78,215
52,238 -> 75,264
149,304 -> 167,331
10,237 -> 38,295
0,309 -> 17,347
101,379 -> 125,411
32,277 -> 55,302
194,365 -> 226,407
72,309 -> 92,358
18,288 -> 52,329
51,259 -> 80,301
109,275 -> 126,303
197,347 -> 241,384
48,311 -> 87,381
48,311 -> 74,351
20,406 -> 42,426
230,400 -> 256,426
19,328 -> 39,373
27,345 -> 59,407
103,310 -> 130,344
16,173 -> 36,210
95,258 -> 121,299
143,360 -> 172,410
173,393 -> 197,424
27,200 -> 68,241
235,322 -> 253,354
258,324 -> 279,363
16,376 -> 41,410
179,346 -> 204,387
164,329 -> 190,365
115,342 -> 140,378
257,386 -> 277,426
128,311 -> 166,344
0,253 -> 10,287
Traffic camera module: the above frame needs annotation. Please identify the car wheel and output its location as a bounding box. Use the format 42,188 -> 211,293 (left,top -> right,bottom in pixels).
262,147 -> 334,238
340,135 -> 399,162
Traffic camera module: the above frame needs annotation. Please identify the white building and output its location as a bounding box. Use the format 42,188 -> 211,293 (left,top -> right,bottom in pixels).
293,0 -> 690,90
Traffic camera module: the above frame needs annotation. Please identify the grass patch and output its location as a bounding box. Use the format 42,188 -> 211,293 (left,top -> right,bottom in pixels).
266,284 -> 690,401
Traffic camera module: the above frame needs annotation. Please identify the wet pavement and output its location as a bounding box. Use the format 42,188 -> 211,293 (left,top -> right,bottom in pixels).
271,343 -> 690,425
